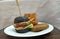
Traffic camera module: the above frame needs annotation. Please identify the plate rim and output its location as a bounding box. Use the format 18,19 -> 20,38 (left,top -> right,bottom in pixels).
4,22 -> 54,37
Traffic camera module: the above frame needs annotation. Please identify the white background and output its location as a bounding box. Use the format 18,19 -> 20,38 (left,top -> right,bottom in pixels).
0,0 -> 60,30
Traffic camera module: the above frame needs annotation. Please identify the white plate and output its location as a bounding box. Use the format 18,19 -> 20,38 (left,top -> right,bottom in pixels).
4,22 -> 54,37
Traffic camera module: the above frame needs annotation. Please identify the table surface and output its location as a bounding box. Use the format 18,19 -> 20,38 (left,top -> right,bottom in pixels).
0,28 -> 60,39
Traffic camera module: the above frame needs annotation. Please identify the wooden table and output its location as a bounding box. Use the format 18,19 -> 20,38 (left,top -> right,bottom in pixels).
0,28 -> 60,39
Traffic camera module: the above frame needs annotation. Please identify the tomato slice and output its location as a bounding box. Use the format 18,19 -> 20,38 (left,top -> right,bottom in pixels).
15,25 -> 26,28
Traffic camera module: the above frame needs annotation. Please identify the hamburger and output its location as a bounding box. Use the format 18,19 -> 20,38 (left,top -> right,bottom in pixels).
14,16 -> 33,33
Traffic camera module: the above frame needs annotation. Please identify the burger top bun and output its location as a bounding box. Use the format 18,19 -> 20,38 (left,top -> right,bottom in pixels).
14,16 -> 29,23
